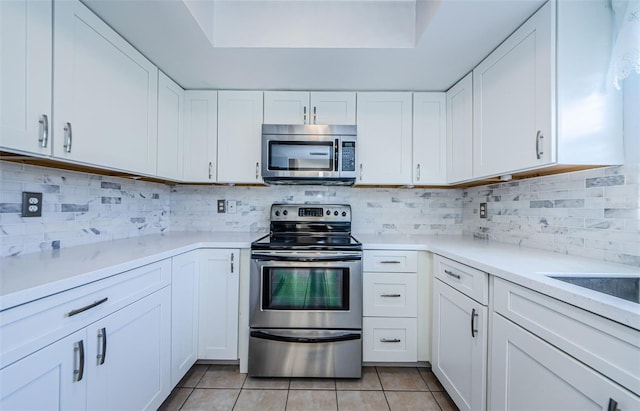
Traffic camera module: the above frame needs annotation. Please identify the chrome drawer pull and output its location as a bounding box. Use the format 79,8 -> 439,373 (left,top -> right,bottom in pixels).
380,338 -> 401,343
97,327 -> 107,365
66,297 -> 108,317
471,308 -> 478,338
380,260 -> 401,264
38,114 -> 49,148
444,269 -> 461,280
380,293 -> 401,298
73,340 -> 85,382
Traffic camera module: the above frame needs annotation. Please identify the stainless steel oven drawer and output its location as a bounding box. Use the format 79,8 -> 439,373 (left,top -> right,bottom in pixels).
248,329 -> 362,378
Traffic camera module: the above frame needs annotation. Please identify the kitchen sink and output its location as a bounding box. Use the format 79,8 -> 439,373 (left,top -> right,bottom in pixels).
549,275 -> 640,304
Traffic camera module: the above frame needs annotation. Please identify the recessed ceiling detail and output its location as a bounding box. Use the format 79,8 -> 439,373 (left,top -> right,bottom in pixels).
183,0 -> 440,48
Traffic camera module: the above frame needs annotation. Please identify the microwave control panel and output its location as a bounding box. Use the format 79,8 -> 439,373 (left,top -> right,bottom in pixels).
341,141 -> 356,172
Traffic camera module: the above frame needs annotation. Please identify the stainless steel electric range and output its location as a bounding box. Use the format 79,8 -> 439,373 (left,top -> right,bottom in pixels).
248,204 -> 363,378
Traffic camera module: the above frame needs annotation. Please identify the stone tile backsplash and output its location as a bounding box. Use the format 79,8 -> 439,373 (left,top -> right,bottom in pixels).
0,161 -> 171,257
1,160 -> 638,267
462,164 -> 640,267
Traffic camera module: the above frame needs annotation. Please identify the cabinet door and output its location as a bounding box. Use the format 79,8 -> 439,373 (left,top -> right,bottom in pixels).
86,287 -> 171,411
217,91 -> 263,183
170,252 -> 199,387
0,330 -> 86,411
53,0 -> 158,175
183,90 -> 217,182
310,92 -> 356,125
263,91 -> 308,124
432,279 -> 487,411
413,92 -> 446,185
446,73 -> 473,183
198,249 -> 239,360
490,313 -> 640,411
472,1 -> 552,178
0,0 -> 52,156
157,72 -> 184,181
356,92 -> 412,185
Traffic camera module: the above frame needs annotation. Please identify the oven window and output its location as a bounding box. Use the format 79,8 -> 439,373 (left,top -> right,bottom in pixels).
262,267 -> 349,310
268,141 -> 334,171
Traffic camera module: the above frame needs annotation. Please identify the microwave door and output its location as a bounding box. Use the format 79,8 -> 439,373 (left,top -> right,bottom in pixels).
270,142 -> 333,171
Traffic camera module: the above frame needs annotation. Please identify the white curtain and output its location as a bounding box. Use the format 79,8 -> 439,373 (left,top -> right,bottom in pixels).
609,0 -> 640,89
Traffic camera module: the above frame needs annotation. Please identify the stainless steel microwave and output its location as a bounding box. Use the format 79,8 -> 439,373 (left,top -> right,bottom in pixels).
261,124 -> 357,185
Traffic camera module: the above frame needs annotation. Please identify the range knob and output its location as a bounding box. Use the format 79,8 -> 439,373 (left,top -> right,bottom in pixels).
342,211 -> 347,217
326,210 -> 331,216
275,210 -> 280,217
283,210 -> 288,216
334,210 -> 339,216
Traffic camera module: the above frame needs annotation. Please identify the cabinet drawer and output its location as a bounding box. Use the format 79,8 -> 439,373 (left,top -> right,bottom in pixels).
363,317 -> 417,362
494,278 -> 640,395
363,273 -> 417,317
0,259 -> 171,369
364,250 -> 417,272
433,255 -> 488,304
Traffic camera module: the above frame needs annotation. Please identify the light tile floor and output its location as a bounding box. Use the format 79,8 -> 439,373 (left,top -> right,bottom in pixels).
159,364 -> 459,411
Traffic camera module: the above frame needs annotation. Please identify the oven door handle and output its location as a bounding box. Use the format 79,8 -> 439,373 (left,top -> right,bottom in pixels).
250,330 -> 361,344
251,253 -> 362,262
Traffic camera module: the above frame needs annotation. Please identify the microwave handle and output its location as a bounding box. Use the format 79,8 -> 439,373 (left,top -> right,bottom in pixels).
334,139 -> 339,172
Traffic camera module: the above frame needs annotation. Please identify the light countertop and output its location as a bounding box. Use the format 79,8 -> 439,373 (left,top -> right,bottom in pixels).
2,232 -> 638,330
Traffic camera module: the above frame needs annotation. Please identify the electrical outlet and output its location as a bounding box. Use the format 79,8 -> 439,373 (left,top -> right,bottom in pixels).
227,200 -> 237,214
217,199 -> 226,213
479,202 -> 487,219
22,192 -> 43,217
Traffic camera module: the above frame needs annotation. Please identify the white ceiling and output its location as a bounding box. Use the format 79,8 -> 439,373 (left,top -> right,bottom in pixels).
82,0 -> 546,91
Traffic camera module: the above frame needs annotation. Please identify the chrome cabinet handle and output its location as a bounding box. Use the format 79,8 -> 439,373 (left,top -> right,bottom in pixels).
380,338 -> 401,343
303,106 -> 307,124
66,297 -> 108,317
607,398 -> 619,411
471,308 -> 478,338
255,162 -> 260,180
444,269 -> 461,280
74,340 -> 85,382
38,114 -> 49,148
380,260 -> 401,264
380,293 -> 401,298
97,327 -> 107,365
230,253 -> 234,273
359,164 -> 363,181
313,106 -> 317,124
63,122 -> 72,153
416,163 -> 421,181
536,130 -> 544,160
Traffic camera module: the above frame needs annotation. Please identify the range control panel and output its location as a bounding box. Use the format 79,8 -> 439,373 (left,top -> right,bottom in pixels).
271,204 -> 351,222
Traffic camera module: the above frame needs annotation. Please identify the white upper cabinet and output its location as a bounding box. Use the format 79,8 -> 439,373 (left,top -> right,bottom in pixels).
473,2 -> 552,178
446,73 -> 473,183
217,90 -> 263,184
53,0 -> 158,176
356,92 -> 412,185
412,92 -> 446,185
157,72 -> 184,181
264,91 -> 356,125
183,91 -> 218,183
0,0 -> 52,156
473,0 -> 623,179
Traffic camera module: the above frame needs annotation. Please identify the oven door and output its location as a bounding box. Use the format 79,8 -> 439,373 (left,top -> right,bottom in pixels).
250,251 -> 362,330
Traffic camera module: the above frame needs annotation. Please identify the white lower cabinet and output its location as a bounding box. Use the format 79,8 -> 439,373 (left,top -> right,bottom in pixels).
0,260 -> 172,411
432,255 -> 488,411
170,252 -> 200,387
363,250 -> 419,363
490,313 -> 640,411
198,249 -> 239,360
86,287 -> 171,411
0,330 -> 86,410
